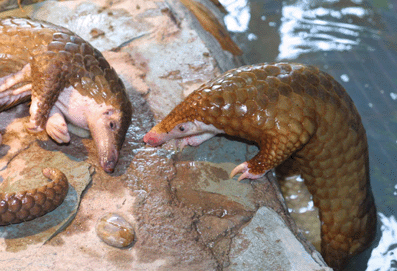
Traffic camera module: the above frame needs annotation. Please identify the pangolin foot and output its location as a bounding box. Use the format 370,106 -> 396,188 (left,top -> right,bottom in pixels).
230,162 -> 267,182
175,138 -> 189,150
46,113 -> 71,143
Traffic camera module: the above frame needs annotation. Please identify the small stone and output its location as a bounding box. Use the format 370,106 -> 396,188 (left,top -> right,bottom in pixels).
95,213 -> 135,248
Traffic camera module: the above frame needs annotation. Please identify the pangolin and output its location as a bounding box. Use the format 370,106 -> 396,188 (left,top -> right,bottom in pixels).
0,17 -> 132,225
143,63 -> 377,270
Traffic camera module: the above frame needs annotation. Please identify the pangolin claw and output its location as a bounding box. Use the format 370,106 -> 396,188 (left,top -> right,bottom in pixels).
230,162 -> 248,181
230,162 -> 268,182
229,162 -> 251,182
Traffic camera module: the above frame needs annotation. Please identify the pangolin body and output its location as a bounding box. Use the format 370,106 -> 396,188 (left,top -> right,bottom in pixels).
0,18 -> 132,225
144,63 -> 377,270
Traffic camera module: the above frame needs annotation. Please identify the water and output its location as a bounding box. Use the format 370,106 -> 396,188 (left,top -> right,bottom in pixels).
219,0 -> 397,270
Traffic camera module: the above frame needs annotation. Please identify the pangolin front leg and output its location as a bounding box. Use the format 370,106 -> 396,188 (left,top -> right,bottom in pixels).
25,54 -> 68,133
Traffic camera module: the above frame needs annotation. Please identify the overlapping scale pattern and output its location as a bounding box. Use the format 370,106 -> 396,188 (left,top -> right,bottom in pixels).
0,168 -> 68,225
156,63 -> 376,270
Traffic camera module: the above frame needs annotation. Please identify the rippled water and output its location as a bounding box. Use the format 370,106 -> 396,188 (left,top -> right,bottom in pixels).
219,0 -> 397,270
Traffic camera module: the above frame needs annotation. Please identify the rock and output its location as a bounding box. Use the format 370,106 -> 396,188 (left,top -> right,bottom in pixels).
96,213 -> 135,248
227,207 -> 331,271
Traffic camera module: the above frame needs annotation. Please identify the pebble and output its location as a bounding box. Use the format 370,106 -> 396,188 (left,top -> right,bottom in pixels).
95,213 -> 135,248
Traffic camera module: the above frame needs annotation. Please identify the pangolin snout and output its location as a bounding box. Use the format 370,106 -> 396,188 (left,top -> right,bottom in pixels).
102,160 -> 116,173
100,150 -> 118,173
143,132 -> 162,146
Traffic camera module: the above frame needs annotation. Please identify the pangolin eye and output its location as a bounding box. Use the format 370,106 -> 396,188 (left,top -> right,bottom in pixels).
104,109 -> 114,116
179,125 -> 185,132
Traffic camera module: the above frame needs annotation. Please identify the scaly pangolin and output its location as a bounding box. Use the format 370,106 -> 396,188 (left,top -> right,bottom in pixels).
144,63 -> 377,270
0,17 -> 132,225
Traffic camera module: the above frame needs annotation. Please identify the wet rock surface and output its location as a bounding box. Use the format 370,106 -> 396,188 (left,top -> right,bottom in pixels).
0,0 -> 330,270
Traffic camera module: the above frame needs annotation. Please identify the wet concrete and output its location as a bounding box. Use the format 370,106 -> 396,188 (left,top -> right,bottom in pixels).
0,0 -> 330,270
